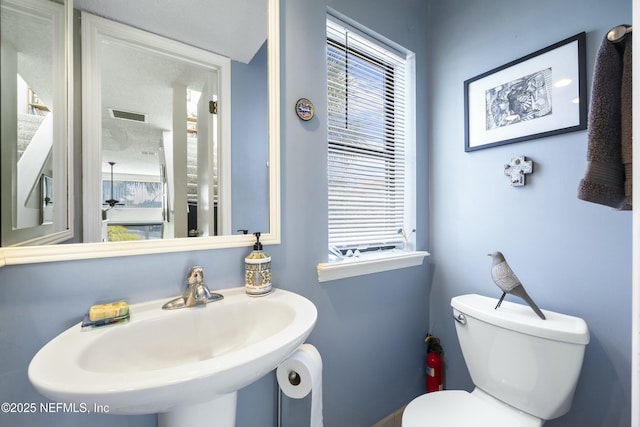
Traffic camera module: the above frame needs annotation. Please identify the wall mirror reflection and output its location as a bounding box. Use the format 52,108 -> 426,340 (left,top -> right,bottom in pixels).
0,0 -> 281,265
81,8 -> 268,243
0,0 -> 72,247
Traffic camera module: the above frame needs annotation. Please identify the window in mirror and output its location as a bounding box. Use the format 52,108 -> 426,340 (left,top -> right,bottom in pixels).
107,224 -> 163,242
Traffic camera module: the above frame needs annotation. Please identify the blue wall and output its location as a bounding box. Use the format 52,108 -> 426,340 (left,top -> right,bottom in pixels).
0,0 -> 633,426
426,0 -> 632,426
232,42 -> 269,235
0,1 -> 430,427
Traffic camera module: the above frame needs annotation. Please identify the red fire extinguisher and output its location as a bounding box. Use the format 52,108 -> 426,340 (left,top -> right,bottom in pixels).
425,335 -> 443,393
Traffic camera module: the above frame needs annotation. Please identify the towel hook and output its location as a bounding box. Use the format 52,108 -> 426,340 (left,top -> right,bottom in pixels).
607,25 -> 632,43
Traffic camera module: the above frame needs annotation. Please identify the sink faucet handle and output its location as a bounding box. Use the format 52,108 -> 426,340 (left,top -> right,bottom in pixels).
187,266 -> 204,285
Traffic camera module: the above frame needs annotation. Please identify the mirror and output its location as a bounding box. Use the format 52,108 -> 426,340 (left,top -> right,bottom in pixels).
80,1 -> 269,243
0,0 -> 280,265
0,0 -> 72,247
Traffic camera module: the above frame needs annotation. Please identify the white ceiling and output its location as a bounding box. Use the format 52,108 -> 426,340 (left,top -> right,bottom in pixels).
99,40 -> 217,177
1,3 -> 57,107
75,0 -> 267,64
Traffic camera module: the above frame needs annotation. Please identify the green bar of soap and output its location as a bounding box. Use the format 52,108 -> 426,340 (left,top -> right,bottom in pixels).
88,301 -> 129,322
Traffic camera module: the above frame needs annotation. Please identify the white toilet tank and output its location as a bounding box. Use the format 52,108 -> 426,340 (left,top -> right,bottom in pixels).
451,294 -> 589,421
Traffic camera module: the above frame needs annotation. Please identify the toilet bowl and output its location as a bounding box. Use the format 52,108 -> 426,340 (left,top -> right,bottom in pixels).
402,294 -> 589,426
403,389 -> 541,427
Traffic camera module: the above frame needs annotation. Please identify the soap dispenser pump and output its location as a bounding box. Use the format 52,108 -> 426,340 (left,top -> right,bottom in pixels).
245,232 -> 272,296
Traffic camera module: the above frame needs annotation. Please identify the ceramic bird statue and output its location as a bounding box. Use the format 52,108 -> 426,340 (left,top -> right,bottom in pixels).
488,251 -> 546,320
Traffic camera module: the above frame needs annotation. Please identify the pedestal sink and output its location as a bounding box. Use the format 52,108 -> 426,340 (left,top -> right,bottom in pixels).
28,287 -> 317,427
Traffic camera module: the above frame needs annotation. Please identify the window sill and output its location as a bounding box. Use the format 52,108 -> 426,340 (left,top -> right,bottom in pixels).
316,250 -> 429,282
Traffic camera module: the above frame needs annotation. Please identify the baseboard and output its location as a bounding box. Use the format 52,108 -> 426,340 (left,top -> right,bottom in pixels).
371,405 -> 406,427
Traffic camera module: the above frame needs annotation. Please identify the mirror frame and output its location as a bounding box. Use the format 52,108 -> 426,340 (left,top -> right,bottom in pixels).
0,0 -> 74,248
0,0 -> 280,266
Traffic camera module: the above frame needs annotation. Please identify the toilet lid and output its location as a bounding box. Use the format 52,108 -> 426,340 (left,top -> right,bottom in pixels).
402,390 -> 541,427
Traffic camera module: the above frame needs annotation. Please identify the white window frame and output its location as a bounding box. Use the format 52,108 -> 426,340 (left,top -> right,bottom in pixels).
317,11 -> 427,282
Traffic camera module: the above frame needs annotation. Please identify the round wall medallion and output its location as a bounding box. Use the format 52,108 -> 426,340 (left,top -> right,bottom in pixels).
295,98 -> 314,121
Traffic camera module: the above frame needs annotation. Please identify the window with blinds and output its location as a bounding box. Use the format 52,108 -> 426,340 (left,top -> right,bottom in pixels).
327,16 -> 412,254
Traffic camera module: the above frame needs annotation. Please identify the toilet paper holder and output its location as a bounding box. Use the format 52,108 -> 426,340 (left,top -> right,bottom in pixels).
277,344 -> 323,427
277,371 -> 302,427
288,371 -> 301,386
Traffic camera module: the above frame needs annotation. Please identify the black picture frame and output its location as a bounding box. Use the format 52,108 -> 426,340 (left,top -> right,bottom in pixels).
464,32 -> 587,152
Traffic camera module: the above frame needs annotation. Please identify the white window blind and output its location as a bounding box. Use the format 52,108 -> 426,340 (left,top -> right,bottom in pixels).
327,17 -> 409,252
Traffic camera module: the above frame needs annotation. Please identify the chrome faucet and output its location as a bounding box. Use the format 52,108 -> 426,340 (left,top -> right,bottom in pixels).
162,266 -> 223,310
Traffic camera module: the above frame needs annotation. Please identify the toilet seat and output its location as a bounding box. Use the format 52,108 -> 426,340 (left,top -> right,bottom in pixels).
402,390 -> 542,427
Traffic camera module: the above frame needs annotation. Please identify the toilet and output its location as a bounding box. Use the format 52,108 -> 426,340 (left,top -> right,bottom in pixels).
403,294 -> 589,427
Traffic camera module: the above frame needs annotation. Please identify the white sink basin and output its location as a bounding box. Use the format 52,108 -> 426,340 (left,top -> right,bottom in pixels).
29,287 -> 317,426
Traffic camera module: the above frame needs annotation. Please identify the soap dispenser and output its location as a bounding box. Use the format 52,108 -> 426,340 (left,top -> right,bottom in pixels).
245,232 -> 272,296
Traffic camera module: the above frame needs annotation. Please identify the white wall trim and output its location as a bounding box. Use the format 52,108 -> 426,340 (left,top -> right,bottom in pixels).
317,251 -> 429,282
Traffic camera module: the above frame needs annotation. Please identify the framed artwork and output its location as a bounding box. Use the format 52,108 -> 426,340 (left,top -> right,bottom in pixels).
464,32 -> 587,152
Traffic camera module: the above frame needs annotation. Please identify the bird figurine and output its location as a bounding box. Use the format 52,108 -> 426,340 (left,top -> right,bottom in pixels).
488,251 -> 546,320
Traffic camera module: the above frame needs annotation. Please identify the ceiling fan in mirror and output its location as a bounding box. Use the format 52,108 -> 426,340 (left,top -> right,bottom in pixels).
102,161 -> 124,220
